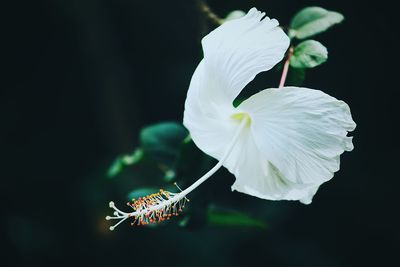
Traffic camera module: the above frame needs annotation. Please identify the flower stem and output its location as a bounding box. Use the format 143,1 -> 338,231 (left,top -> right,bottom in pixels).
279,46 -> 294,88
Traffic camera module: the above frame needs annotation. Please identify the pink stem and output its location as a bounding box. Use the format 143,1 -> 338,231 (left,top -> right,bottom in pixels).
279,46 -> 294,88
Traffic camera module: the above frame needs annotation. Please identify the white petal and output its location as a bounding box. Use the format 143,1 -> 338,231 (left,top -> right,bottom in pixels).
224,126 -> 318,202
238,86 -> 356,188
183,60 -> 237,160
201,7 -> 289,103
184,8 -> 289,160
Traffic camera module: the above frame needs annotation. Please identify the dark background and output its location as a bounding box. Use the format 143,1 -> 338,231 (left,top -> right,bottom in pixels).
2,0 -> 398,266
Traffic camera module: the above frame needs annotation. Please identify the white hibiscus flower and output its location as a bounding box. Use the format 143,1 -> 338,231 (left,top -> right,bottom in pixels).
106,8 -> 355,230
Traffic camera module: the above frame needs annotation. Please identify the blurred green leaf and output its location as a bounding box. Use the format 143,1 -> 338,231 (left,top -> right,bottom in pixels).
224,10 -> 246,22
290,40 -> 328,68
121,148 -> 144,165
289,7 -> 344,39
183,134 -> 192,144
127,187 -> 159,200
140,122 -> 188,167
107,148 -> 144,178
107,157 -> 124,178
178,215 -> 191,227
207,206 -> 267,229
163,169 -> 176,182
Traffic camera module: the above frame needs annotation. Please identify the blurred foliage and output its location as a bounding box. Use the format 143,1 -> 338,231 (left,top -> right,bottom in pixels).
127,187 -> 160,200
140,122 -> 188,167
107,148 -> 144,178
207,205 -> 267,229
107,122 -> 188,180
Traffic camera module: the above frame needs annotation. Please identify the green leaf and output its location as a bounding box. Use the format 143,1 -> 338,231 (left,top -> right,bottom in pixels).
290,40 -> 328,68
178,215 -> 190,227
207,206 -> 267,229
183,134 -> 192,144
163,169 -> 176,182
121,148 -> 144,165
140,122 -> 188,167
107,148 -> 144,178
107,157 -> 124,178
107,122 -> 187,178
289,7 -> 344,39
127,187 -> 159,200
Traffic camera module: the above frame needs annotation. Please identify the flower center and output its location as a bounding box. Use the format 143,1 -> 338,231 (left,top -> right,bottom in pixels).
231,112 -> 252,127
